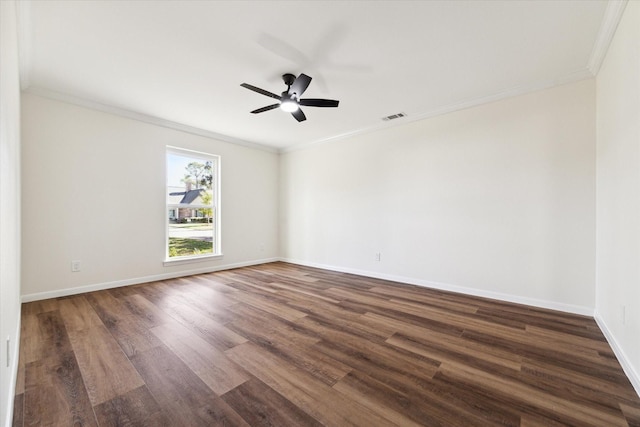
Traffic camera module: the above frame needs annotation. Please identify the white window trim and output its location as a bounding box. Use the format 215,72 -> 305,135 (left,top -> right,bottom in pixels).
163,253 -> 224,267
165,146 -> 222,264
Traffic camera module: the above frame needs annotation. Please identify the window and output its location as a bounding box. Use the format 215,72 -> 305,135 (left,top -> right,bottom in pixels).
166,147 -> 221,262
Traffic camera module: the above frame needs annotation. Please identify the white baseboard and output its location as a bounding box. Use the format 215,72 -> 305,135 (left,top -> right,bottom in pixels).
21,257 -> 279,303
17,257 -> 639,403
594,312 -> 640,398
4,316 -> 21,427
283,258 -> 640,398
21,254 -> 595,317
280,258 -> 595,316
22,256 -> 595,315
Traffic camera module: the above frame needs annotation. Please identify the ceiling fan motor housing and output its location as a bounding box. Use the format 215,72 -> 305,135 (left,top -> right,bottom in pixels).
282,73 -> 296,87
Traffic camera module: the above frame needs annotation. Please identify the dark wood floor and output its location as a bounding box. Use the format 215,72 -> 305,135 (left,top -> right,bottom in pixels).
12,262 -> 640,426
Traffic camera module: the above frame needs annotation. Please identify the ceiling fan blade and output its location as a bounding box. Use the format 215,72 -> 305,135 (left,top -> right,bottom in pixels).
250,104 -> 280,114
292,108 -> 306,122
299,98 -> 339,108
240,83 -> 282,100
289,74 -> 312,98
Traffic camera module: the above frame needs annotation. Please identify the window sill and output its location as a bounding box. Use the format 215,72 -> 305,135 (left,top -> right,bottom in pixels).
163,253 -> 224,267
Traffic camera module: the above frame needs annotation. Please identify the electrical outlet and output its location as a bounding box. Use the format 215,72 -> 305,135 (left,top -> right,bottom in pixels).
6,336 -> 10,367
375,253 -> 381,262
71,260 -> 81,272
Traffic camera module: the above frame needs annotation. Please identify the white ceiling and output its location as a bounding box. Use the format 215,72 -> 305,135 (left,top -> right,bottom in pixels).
17,1 -> 619,151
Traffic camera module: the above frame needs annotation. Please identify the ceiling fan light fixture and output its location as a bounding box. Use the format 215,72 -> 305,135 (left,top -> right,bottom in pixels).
280,98 -> 299,112
241,73 -> 338,122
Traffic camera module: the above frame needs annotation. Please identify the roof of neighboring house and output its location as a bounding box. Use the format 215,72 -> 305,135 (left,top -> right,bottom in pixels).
168,188 -> 204,205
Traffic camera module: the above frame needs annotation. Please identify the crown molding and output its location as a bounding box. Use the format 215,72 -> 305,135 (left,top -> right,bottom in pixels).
15,0 -> 32,90
23,86 -> 279,153
588,0 -> 628,75
25,66 -> 593,157
14,0 -> 622,155
13,0 -> 274,154
283,68 -> 594,153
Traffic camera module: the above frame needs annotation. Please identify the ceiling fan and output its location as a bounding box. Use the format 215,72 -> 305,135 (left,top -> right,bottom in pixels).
240,73 -> 339,122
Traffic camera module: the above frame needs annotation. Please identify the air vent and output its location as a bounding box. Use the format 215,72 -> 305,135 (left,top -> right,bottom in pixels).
382,112 -> 406,121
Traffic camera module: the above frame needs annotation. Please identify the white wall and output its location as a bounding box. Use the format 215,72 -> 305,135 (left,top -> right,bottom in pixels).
281,79 -> 596,313
21,94 -> 279,299
595,1 -> 640,393
0,1 -> 22,424
11,0 -> 640,405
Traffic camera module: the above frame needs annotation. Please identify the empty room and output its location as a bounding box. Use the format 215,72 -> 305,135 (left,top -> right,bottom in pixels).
1,0 -> 639,426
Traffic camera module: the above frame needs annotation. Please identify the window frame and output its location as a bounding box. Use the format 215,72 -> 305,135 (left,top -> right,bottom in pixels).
164,146 -> 222,265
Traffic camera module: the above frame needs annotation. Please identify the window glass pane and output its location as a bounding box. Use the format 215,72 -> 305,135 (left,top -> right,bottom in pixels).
167,154 -> 215,200
168,210 -> 214,258
167,148 -> 218,259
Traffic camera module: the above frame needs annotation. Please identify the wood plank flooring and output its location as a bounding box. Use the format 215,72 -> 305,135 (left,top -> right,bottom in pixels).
12,262 -> 640,426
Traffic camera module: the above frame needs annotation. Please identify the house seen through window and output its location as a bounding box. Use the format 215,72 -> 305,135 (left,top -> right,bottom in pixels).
166,147 -> 220,259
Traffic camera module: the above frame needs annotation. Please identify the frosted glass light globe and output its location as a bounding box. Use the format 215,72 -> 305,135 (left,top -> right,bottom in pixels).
280,99 -> 299,112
